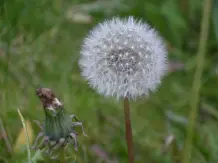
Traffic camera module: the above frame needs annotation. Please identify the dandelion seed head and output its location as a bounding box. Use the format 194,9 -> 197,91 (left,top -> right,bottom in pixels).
79,16 -> 167,99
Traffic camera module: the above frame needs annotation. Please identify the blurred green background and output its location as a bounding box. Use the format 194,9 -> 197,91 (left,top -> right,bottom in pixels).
0,0 -> 218,162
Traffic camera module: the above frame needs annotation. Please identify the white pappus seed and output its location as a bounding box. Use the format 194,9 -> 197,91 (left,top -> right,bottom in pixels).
79,16 -> 168,100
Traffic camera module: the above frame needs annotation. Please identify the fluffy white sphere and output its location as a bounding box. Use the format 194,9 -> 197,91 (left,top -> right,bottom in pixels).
79,16 -> 167,99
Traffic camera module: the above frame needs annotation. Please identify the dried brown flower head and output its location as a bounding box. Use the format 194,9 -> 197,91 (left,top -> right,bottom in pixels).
36,88 -> 63,109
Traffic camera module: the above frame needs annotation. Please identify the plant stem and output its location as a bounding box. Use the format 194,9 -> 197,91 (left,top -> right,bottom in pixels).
182,0 -> 212,163
60,148 -> 66,163
123,97 -> 135,163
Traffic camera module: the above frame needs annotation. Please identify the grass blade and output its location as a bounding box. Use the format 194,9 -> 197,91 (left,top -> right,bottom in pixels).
17,109 -> 32,163
182,0 -> 212,163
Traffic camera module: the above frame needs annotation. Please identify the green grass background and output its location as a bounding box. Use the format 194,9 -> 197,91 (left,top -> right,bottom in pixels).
0,0 -> 218,162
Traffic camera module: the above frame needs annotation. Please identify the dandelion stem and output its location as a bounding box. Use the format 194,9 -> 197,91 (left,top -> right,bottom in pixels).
123,97 -> 135,163
60,148 -> 66,163
182,0 -> 212,163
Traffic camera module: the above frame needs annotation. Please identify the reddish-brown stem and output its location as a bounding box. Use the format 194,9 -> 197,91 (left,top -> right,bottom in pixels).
124,97 -> 135,163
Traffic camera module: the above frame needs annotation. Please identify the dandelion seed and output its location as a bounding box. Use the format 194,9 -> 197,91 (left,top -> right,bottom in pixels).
79,16 -> 167,100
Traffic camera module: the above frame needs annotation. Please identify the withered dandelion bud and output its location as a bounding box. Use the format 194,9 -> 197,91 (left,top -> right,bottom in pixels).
32,88 -> 87,156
